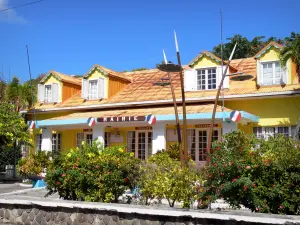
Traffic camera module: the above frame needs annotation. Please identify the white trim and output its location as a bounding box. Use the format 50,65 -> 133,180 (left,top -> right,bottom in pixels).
25,90 -> 300,114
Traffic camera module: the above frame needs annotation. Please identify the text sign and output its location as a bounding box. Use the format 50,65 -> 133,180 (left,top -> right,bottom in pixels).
97,116 -> 146,123
195,124 -> 219,128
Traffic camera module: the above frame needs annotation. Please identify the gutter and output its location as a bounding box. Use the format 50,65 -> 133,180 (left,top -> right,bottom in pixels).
24,90 -> 300,114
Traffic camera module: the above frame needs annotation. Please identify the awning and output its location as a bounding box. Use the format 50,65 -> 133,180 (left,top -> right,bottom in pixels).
31,104 -> 259,127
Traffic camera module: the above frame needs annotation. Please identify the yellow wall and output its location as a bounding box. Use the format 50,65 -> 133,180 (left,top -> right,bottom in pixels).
61,129 -> 83,150
27,111 -> 73,121
259,46 -> 280,61
86,69 -> 109,98
225,96 -> 300,127
43,75 -> 63,102
192,55 -> 220,69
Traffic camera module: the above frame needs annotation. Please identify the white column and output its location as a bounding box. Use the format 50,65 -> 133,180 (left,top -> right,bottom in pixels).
41,128 -> 52,152
152,122 -> 166,154
93,125 -> 105,146
222,121 -> 237,135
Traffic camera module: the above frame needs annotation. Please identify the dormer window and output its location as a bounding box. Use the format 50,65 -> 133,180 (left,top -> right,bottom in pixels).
261,61 -> 285,85
38,83 -> 59,103
197,68 -> 217,90
82,78 -> 105,100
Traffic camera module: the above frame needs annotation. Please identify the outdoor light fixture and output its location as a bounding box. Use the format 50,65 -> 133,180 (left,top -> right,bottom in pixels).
157,63 -> 182,73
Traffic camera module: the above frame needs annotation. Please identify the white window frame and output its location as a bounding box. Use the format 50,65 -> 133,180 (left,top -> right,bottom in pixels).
196,67 -> 217,90
253,126 -> 292,139
76,132 -> 93,147
52,133 -> 61,153
261,60 -> 285,86
88,79 -> 98,100
127,130 -> 152,160
36,134 -> 42,150
44,84 -> 52,103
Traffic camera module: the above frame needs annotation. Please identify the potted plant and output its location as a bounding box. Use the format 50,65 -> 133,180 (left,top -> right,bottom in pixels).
17,150 -> 51,188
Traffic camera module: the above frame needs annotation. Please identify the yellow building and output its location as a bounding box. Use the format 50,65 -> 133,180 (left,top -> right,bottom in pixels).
26,42 -> 300,166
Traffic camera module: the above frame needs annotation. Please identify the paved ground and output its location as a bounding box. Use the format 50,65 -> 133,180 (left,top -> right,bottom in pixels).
0,182 -> 29,194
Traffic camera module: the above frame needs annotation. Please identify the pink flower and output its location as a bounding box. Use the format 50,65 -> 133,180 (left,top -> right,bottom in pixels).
229,161 -> 233,166
55,181 -> 60,185
246,165 -> 251,169
224,164 -> 227,167
61,174 -> 66,177
243,185 -> 248,191
279,205 -> 284,209
213,163 -> 217,167
266,163 -> 270,167
217,147 -> 221,150
96,165 -> 99,169
232,179 -> 237,183
256,207 -> 260,211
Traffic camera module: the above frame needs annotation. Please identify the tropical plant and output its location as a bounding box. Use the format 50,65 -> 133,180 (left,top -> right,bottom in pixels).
139,151 -> 202,208
202,131 -> 300,215
280,32 -> 300,79
17,150 -> 51,177
45,142 -> 140,202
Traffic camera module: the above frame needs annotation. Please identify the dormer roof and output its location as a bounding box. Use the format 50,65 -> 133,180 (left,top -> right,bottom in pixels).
40,71 -> 82,86
254,41 -> 283,59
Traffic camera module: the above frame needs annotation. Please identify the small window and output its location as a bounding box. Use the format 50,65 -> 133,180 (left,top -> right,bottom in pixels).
127,131 -> 136,154
262,61 -> 284,85
197,68 -> 217,90
187,129 -> 196,161
277,127 -> 289,137
253,127 -> 263,139
76,132 -> 93,147
88,80 -> 98,100
36,134 -> 42,150
44,85 -> 52,102
253,126 -> 291,140
86,133 -> 93,145
52,133 -> 61,153
76,133 -> 84,147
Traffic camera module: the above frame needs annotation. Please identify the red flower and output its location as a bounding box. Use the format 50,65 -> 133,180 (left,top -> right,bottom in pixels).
220,173 -> 224,176
229,161 -> 233,166
237,176 -> 240,178
232,179 -> 237,183
206,157 -> 211,162
55,181 -> 60,185
266,163 -> 270,167
251,183 -> 256,188
123,178 -> 129,182
217,147 -> 221,150
81,172 -> 85,174
213,163 -> 217,167
279,205 -> 284,209
250,151 -> 255,155
61,173 -> 66,177
256,207 -> 260,211
108,171 -> 111,174
224,164 -> 227,167
272,184 -> 275,188
243,185 -> 248,191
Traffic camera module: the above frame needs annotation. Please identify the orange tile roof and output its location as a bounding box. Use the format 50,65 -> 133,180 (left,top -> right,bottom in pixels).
254,41 -> 283,59
40,71 -> 82,86
83,64 -> 131,82
49,104 -> 230,121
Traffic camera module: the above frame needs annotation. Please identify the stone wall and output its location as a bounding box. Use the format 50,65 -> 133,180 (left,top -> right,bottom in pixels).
0,202 -> 299,225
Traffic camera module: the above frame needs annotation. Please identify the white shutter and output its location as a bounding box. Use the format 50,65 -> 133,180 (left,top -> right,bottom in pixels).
222,66 -> 230,89
216,66 -> 223,88
98,78 -> 104,98
38,84 -> 45,102
52,83 -> 59,103
282,63 -> 288,84
82,79 -> 88,99
256,61 -> 263,86
184,69 -> 197,91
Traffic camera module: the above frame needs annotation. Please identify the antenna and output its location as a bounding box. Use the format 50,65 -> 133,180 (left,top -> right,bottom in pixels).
26,45 -> 37,125
220,9 -> 224,112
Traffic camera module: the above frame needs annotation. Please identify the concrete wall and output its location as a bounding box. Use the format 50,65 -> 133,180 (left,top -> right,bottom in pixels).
0,201 -> 299,225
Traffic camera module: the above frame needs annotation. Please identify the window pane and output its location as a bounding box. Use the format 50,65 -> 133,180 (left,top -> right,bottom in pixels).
76,133 -> 84,147
277,127 -> 289,137
198,130 -> 207,161
148,132 -> 152,158
197,70 -> 206,90
187,129 -> 196,161
89,80 -> 98,100
138,132 -> 146,160
44,85 -> 52,102
265,127 -> 275,140
127,131 -> 135,153
207,69 -> 216,89
275,62 -> 283,84
86,134 -> 93,145
253,127 -> 263,139
262,63 -> 273,85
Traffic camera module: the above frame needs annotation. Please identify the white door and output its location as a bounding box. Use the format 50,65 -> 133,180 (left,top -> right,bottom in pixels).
127,131 -> 152,159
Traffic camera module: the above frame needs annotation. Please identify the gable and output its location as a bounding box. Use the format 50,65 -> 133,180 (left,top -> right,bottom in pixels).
258,46 -> 280,61
191,54 -> 220,69
86,67 -> 108,80
42,74 -> 61,85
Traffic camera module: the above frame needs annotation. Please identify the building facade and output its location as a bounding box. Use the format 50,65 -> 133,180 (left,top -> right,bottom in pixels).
27,42 -> 300,166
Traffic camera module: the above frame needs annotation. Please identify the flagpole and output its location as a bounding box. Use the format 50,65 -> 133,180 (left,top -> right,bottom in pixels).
174,31 -> 188,164
163,50 -> 182,148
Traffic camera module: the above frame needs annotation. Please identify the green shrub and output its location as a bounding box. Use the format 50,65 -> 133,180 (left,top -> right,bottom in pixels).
45,142 -> 140,202
202,131 -> 300,215
139,151 -> 202,208
17,150 -> 51,177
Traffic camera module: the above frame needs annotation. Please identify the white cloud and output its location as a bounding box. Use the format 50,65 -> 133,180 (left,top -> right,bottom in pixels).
0,0 -> 27,23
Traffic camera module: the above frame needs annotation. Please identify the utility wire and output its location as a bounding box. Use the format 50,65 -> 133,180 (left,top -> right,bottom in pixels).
0,0 -> 45,13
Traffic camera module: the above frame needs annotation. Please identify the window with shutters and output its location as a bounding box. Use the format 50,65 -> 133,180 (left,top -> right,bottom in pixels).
196,68 -> 217,90
253,126 -> 291,139
261,61 -> 285,85
44,85 -> 52,102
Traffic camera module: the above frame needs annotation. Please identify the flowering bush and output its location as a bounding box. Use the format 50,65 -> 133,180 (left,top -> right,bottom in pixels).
17,150 -> 51,178
139,151 -> 203,208
202,131 -> 300,215
45,142 -> 140,202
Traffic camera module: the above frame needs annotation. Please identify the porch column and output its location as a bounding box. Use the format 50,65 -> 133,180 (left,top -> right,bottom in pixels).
222,121 -> 237,135
152,122 -> 166,154
41,128 -> 52,152
93,125 -> 105,146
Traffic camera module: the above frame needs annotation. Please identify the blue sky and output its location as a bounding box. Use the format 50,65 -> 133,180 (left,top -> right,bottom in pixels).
0,0 -> 299,82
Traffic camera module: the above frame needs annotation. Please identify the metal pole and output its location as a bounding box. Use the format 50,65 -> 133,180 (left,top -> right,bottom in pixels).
26,45 -> 36,122
174,31 -> 188,164
207,43 -> 237,152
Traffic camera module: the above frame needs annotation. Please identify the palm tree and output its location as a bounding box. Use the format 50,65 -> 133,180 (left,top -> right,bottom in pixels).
280,32 -> 300,139
280,32 -> 300,80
